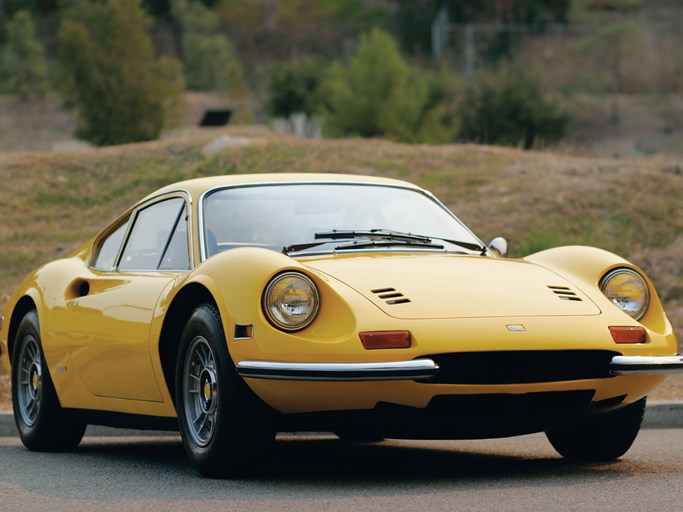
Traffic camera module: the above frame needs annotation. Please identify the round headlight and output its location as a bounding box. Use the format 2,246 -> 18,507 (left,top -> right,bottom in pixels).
600,268 -> 650,321
263,272 -> 320,331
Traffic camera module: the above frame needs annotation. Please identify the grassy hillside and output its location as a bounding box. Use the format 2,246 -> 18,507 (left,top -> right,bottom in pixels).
0,127 -> 681,405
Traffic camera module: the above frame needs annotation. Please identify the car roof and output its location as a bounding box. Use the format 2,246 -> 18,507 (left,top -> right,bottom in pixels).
140,173 -> 421,205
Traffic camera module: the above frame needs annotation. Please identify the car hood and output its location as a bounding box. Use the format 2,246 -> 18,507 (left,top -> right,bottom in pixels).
304,253 -> 601,319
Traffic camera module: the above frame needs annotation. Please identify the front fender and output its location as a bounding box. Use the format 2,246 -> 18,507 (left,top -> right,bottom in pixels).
182,248 -> 361,362
186,248 -> 308,324
524,245 -> 673,337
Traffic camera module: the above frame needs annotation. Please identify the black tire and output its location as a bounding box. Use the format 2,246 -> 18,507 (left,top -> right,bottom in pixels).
175,304 -> 275,478
546,397 -> 646,462
11,310 -> 86,451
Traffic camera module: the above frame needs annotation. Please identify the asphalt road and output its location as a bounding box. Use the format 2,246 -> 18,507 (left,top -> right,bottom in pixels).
1,428 -> 682,512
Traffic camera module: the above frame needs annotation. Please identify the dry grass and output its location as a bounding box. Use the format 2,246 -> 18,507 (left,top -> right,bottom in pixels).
0,127 -> 682,407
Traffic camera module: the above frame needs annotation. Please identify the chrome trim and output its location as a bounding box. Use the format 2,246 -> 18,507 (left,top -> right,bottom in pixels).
89,190 -> 195,271
235,359 -> 439,381
610,355 -> 683,375
262,272 -> 320,331
600,267 -> 650,321
197,180 -> 486,262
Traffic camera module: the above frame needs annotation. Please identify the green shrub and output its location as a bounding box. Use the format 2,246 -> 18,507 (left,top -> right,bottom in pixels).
458,63 -> 569,149
322,28 -> 457,143
177,0 -> 247,95
0,9 -> 49,99
58,0 -> 184,146
267,58 -> 326,118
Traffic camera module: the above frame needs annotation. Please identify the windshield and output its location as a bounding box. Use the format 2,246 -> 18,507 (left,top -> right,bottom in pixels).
202,183 -> 481,257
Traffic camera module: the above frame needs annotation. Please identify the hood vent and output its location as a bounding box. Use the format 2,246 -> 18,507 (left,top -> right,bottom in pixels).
548,285 -> 583,302
371,287 -> 411,305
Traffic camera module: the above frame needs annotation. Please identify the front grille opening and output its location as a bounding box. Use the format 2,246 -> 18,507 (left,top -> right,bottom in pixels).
372,287 -> 411,305
421,350 -> 620,385
428,390 -> 596,415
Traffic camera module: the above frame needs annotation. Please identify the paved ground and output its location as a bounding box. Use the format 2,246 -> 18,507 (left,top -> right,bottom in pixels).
1,429 -> 682,512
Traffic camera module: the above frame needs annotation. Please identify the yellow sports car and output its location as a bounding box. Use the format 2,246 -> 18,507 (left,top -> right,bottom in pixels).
1,173 -> 681,477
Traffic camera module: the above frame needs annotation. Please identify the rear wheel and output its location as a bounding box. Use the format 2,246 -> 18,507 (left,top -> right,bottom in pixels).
12,310 -> 86,451
176,304 -> 274,477
546,398 -> 646,461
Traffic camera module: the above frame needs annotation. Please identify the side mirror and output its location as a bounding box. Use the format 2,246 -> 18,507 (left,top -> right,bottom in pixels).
488,237 -> 508,258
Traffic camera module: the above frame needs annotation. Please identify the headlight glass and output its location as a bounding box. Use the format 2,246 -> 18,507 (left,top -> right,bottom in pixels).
263,272 -> 319,331
600,268 -> 649,320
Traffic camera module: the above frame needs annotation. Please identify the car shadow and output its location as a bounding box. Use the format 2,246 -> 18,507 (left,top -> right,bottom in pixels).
72,432 -> 636,487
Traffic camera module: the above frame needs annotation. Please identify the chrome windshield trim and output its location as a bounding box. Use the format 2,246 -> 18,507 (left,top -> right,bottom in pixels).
235,359 -> 439,381
610,355 -> 683,375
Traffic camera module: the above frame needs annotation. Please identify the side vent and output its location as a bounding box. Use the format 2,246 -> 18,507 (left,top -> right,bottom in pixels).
371,287 -> 411,305
548,285 -> 583,302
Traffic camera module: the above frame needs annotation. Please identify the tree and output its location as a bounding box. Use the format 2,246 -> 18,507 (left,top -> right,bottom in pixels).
1,9 -> 49,100
176,0 -> 246,94
267,58 -> 325,118
458,62 -> 568,149
58,0 -> 184,146
323,28 -> 457,143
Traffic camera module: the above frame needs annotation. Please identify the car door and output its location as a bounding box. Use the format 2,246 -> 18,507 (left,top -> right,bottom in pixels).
67,195 -> 191,402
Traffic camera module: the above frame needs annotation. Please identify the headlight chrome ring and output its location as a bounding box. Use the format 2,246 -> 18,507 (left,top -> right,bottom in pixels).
600,268 -> 650,321
263,272 -> 320,331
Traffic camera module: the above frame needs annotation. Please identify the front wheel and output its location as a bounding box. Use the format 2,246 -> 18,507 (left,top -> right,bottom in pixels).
546,398 -> 646,462
175,304 -> 274,477
12,310 -> 86,451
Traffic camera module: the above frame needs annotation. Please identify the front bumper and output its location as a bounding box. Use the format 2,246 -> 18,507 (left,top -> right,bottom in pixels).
609,355 -> 683,375
236,359 -> 439,381
236,354 -> 683,382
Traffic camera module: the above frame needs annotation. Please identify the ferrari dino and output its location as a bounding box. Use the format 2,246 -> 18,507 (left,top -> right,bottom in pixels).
1,173 -> 681,477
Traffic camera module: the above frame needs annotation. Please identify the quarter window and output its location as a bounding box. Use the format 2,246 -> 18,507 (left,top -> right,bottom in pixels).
119,198 -> 187,271
93,220 -> 129,270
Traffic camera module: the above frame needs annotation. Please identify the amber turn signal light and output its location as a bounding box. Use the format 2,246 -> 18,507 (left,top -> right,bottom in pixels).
609,326 -> 646,344
359,330 -> 411,350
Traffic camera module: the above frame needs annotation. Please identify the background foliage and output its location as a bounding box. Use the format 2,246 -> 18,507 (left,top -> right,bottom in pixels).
0,9 -> 49,99
58,0 -> 183,146
0,0 -> 676,148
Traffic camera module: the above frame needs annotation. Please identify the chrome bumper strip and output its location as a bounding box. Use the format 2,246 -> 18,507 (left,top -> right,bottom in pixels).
610,355 -> 683,375
235,359 -> 439,381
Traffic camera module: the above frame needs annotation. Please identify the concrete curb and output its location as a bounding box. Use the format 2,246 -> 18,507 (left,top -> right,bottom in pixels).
1,402 -> 682,438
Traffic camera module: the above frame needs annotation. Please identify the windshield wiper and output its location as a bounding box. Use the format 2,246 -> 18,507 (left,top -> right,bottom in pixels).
282,236 -> 442,255
283,229 -> 433,254
315,229 -> 487,255
283,239 -> 339,254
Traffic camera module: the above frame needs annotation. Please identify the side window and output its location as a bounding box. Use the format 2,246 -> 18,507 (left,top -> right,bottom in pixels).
119,198 -> 185,271
93,220 -> 129,270
159,204 -> 190,270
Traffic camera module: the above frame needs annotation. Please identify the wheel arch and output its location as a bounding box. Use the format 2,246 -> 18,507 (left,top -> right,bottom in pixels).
158,282 -> 219,407
7,295 -> 39,365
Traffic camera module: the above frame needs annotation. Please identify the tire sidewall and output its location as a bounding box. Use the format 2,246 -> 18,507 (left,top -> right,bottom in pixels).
175,304 -> 237,472
11,311 -> 57,445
